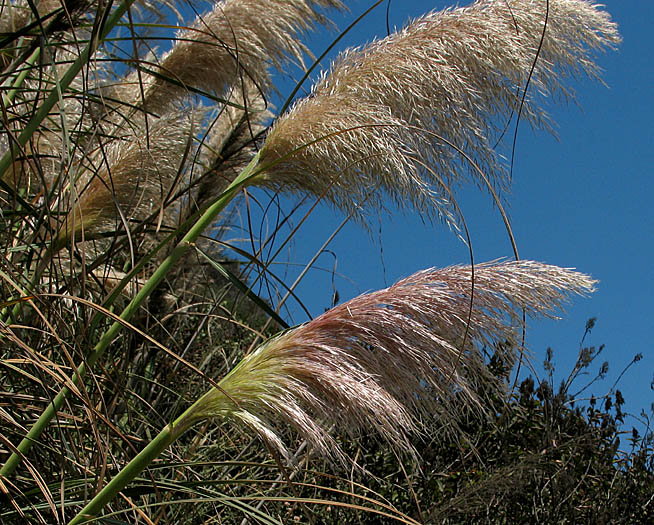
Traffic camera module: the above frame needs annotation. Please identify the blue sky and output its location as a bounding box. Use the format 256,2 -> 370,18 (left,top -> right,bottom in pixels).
234,1 -> 652,435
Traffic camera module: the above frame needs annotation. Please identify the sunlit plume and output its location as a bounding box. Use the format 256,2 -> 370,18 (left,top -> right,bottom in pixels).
258,0 -> 619,223
182,260 -> 596,462
119,0 -> 346,113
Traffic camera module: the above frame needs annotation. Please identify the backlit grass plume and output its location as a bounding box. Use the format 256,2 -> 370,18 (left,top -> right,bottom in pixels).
258,0 -> 619,220
131,0 -> 346,112
182,260 -> 596,462
68,260 -> 596,524
54,112 -> 192,249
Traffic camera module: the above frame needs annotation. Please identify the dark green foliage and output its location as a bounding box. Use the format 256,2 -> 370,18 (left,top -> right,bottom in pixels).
297,333 -> 654,524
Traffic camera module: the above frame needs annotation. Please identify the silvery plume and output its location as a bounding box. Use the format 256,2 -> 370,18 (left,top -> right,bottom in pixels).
258,0 -> 619,223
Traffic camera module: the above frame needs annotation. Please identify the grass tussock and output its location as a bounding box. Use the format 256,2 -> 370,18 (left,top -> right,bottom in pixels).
0,1 -> 625,523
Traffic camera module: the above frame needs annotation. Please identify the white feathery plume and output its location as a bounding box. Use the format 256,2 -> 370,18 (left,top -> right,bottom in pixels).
55,112 -> 192,248
181,260 -> 596,463
125,0 -> 346,112
257,0 -> 619,222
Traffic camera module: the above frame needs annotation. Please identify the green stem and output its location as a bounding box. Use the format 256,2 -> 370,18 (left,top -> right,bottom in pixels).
0,152 -> 262,477
0,0 -> 136,180
1,47 -> 41,106
67,414 -> 189,525
67,386 -> 233,524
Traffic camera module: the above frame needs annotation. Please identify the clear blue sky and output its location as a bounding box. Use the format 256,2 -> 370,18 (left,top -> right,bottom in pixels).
236,1 -> 652,435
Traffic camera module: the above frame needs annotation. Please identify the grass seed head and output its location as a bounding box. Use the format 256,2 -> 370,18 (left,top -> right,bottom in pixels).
187,260 -> 597,463
259,0 -> 619,223
55,112 -> 193,248
126,0 -> 346,112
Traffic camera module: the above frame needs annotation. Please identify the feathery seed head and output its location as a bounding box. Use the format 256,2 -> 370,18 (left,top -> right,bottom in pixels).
258,0 -> 619,223
184,260 -> 596,463
132,0 -> 346,112
54,112 -> 192,248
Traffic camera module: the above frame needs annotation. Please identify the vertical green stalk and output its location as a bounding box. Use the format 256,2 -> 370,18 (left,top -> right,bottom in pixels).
67,385 -> 233,524
0,152 -> 262,477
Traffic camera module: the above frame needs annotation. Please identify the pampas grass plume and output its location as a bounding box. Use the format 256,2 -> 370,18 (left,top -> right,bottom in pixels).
132,0 -> 346,112
258,0 -> 619,222
55,112 -> 192,248
182,260 -> 596,462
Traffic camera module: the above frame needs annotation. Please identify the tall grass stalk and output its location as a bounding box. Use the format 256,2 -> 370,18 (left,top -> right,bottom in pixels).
67,412 -> 184,525
0,151 -> 262,477
68,260 -> 595,524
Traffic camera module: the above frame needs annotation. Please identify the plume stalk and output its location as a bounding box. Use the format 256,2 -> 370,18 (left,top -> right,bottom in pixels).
183,260 -> 597,462
68,260 -> 597,524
